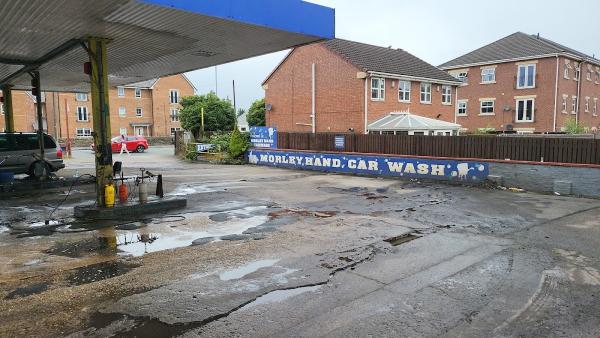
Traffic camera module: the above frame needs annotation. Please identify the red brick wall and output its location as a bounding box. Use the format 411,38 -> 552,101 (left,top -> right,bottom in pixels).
265,43 -> 457,134
572,60 -> 600,132
450,56 -> 600,133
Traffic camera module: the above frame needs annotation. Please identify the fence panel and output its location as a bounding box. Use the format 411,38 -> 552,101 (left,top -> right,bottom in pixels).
274,133 -> 599,165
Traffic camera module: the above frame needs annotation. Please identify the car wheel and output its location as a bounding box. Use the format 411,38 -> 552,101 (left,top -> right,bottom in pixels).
136,145 -> 145,153
28,161 -> 50,180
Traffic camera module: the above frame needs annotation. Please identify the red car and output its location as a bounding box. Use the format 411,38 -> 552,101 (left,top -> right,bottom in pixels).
91,136 -> 149,153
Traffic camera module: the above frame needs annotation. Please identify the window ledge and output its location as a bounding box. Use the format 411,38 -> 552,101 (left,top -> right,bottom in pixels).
478,113 -> 495,116
457,114 -> 467,117
571,112 -> 577,115
420,101 -> 432,105
515,120 -> 534,123
480,81 -> 496,85
370,98 -> 385,102
593,114 -> 598,117
442,102 -> 452,106
398,100 -> 411,104
561,110 -> 568,114
516,86 -> 536,90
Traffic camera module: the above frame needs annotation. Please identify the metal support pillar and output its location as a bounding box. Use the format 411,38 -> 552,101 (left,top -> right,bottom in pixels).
2,84 -> 14,132
31,71 -> 45,158
86,37 -> 113,206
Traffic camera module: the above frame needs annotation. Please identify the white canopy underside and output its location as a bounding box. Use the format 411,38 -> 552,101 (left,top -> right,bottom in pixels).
368,112 -> 462,131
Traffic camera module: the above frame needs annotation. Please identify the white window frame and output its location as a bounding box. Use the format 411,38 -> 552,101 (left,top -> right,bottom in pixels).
562,95 -> 568,113
481,68 -> 496,83
515,98 -> 535,123
517,64 -> 536,89
574,67 -> 580,81
457,100 -> 468,116
118,106 -> 126,117
169,89 -> 180,104
585,97 -> 590,112
371,77 -> 385,101
593,98 -> 598,116
134,87 -> 142,98
119,128 -> 127,136
398,81 -> 411,102
479,100 -> 495,115
170,127 -> 181,135
0,103 -> 4,115
572,96 -> 578,114
117,86 -> 125,97
170,108 -> 179,122
136,107 -> 143,117
587,71 -> 592,81
457,72 -> 468,84
420,82 -> 432,103
564,65 -> 570,79
75,93 -> 88,102
76,128 -> 92,137
441,85 -> 452,105
76,106 -> 88,121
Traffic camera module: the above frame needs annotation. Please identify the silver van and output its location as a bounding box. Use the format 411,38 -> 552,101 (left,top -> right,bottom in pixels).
0,133 -> 65,178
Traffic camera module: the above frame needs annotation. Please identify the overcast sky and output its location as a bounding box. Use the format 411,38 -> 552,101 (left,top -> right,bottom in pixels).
185,0 -> 600,111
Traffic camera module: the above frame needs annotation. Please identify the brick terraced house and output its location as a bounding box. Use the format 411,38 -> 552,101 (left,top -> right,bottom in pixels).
263,39 -> 461,134
440,32 -> 600,134
0,74 -> 195,138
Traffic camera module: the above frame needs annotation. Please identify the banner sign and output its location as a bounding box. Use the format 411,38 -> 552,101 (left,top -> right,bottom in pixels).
334,135 -> 345,150
250,127 -> 277,149
247,150 -> 489,182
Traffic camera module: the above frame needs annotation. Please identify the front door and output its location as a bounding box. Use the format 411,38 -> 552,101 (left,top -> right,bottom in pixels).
135,127 -> 145,136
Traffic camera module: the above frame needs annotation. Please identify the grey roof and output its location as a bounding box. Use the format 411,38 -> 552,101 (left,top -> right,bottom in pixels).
323,39 -> 459,83
440,32 -> 600,69
368,112 -> 461,131
124,79 -> 158,89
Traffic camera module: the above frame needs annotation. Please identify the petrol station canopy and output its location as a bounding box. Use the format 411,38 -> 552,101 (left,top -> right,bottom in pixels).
0,0 -> 335,92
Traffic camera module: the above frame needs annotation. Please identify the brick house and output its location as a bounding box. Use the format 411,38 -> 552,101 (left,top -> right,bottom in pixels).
263,39 -> 461,134
0,74 -> 195,138
439,32 -> 600,134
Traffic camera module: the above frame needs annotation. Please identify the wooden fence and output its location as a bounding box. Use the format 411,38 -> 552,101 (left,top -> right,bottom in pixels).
276,133 -> 600,165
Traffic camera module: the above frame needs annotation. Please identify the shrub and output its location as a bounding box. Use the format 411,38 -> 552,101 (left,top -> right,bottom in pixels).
207,132 -> 231,153
228,129 -> 249,159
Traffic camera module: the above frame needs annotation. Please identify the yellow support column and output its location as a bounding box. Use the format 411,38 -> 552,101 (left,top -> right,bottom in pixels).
87,37 -> 113,207
2,85 -> 14,132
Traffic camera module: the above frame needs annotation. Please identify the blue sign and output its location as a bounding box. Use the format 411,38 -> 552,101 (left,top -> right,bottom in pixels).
334,135 -> 345,150
247,150 -> 489,182
250,127 -> 278,149
195,143 -> 214,152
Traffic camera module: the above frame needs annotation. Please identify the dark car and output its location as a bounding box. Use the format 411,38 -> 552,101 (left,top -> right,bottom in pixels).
0,132 -> 65,178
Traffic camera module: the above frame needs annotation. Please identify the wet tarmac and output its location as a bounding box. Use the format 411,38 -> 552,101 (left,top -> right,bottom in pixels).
1,147 -> 600,337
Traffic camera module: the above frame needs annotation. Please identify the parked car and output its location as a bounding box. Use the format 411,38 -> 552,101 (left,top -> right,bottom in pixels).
91,136 -> 149,153
0,132 -> 65,178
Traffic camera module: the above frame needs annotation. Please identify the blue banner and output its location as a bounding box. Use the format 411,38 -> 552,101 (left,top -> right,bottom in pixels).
247,150 -> 489,182
250,127 -> 278,149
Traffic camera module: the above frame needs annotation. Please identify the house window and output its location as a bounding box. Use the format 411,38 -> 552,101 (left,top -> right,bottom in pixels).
170,90 -> 179,104
517,64 -> 536,89
170,127 -> 181,135
170,108 -> 179,122
574,67 -> 580,81
420,83 -> 431,103
594,99 -> 598,116
118,106 -> 126,117
136,107 -> 143,117
457,72 -> 468,83
457,101 -> 467,116
76,106 -> 88,121
371,78 -> 385,101
76,128 -> 92,137
0,103 -> 4,115
441,85 -> 452,104
564,65 -> 570,79
119,128 -> 127,136
516,98 -> 535,122
75,93 -> 88,101
562,96 -> 568,112
587,71 -> 592,81
117,86 -> 125,97
480,100 -> 495,114
481,68 -> 496,83
572,96 -> 578,114
134,87 -> 142,98
585,97 -> 590,112
398,81 -> 411,102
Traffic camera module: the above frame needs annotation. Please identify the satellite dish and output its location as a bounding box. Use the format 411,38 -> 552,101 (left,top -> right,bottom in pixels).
265,103 -> 273,111
503,105 -> 511,111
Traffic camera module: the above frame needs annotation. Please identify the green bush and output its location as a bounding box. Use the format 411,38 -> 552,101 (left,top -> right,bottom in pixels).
563,117 -> 586,134
207,132 -> 231,153
228,129 -> 249,159
183,143 -> 198,161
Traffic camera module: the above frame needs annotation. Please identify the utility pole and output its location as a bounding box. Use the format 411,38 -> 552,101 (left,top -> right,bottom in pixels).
214,66 -> 218,96
232,80 -> 237,129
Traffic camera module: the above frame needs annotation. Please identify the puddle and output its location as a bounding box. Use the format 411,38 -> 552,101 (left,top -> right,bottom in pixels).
170,181 -> 252,196
67,260 -> 140,286
219,259 -> 280,281
5,282 -> 50,299
46,237 -> 120,258
114,206 -> 269,257
241,285 -> 322,310
384,233 -> 419,246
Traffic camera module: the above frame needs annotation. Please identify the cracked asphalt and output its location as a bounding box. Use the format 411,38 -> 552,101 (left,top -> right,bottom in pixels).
1,147 -> 600,337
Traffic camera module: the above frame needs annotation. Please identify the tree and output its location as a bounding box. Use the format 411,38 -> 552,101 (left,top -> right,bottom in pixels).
179,92 -> 235,138
563,117 -> 586,134
246,98 -> 266,127
237,108 -> 246,117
